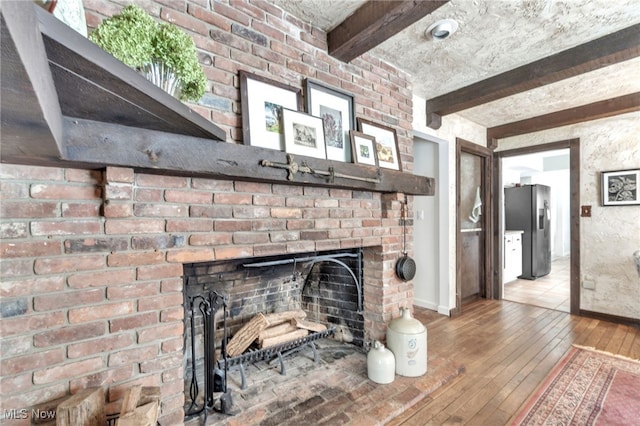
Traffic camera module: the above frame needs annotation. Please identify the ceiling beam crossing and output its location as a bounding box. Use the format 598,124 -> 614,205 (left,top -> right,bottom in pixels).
487,92 -> 640,141
427,23 -> 640,129
328,0 -> 449,63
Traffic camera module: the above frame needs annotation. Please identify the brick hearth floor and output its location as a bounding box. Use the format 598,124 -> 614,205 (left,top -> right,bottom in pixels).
186,339 -> 463,425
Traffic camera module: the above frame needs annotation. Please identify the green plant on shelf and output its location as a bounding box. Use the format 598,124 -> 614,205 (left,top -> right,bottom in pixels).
89,4 -> 206,102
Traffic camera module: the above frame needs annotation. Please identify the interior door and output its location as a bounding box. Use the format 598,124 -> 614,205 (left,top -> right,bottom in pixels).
455,139 -> 493,313
459,151 -> 484,302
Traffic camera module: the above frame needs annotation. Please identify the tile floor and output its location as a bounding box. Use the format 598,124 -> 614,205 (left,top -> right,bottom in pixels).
503,256 -> 570,313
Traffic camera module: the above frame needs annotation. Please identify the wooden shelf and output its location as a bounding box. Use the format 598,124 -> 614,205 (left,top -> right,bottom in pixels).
0,2 -> 433,195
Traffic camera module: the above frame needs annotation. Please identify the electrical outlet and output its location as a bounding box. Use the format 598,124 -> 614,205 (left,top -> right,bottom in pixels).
581,205 -> 592,217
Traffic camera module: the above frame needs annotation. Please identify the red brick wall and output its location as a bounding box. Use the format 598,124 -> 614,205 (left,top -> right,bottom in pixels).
83,0 -> 414,171
0,1 -> 415,424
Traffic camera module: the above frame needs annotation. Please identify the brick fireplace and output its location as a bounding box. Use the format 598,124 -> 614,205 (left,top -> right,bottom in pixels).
182,247 -> 366,414
0,165 -> 415,424
0,1 -> 427,423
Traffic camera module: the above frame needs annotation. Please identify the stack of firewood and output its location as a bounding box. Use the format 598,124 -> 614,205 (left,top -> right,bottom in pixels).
226,310 -> 326,357
55,385 -> 160,426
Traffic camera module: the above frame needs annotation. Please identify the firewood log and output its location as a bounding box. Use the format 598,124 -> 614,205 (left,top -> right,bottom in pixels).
258,322 -> 298,345
226,310 -> 307,356
260,328 -> 308,349
263,310 -> 306,327
294,318 -> 327,332
116,401 -> 159,426
56,387 -> 105,426
226,313 -> 268,357
119,385 -> 142,416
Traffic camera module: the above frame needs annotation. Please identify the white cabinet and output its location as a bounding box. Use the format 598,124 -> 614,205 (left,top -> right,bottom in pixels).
503,231 -> 523,283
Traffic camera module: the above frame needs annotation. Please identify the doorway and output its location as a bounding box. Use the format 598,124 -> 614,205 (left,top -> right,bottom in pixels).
501,149 -> 570,312
495,140 -> 580,315
413,131 -> 450,316
455,138 -> 493,314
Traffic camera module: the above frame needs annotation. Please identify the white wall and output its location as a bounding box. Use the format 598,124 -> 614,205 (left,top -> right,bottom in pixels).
413,95 -> 487,314
412,139 -> 439,311
498,112 -> 640,320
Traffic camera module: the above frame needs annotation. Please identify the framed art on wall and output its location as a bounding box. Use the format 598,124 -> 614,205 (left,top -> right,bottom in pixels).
282,109 -> 327,160
304,79 -> 355,163
349,130 -> 378,166
601,169 -> 639,206
240,70 -> 302,151
357,118 -> 400,170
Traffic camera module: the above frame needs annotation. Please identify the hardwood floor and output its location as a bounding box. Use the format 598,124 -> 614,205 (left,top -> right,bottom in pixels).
390,299 -> 640,425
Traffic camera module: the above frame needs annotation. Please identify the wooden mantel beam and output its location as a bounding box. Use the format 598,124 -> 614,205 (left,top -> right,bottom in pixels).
427,23 -> 640,129
487,92 -> 640,141
0,2 -> 63,162
63,118 -> 434,195
328,1 -> 449,63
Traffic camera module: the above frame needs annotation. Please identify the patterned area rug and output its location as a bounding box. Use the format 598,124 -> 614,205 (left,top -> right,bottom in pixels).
512,345 -> 640,425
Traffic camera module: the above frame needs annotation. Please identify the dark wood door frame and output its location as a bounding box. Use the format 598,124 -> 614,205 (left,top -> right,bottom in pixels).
453,138 -> 493,315
492,139 -> 580,315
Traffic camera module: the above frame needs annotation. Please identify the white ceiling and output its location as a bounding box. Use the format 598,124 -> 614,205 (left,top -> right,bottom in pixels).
503,148 -> 569,175
272,0 -> 640,128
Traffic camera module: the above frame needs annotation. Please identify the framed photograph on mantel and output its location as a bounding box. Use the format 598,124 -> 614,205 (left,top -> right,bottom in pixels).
601,169 -> 639,206
304,78 -> 355,163
357,118 -> 401,170
349,131 -> 378,167
282,109 -> 327,160
240,70 -> 302,151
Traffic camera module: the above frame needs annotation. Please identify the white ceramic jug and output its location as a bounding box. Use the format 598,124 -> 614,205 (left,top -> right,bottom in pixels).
386,307 -> 427,377
367,340 -> 395,384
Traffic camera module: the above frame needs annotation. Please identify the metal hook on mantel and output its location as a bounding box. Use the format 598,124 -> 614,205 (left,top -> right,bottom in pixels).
260,154 -> 381,184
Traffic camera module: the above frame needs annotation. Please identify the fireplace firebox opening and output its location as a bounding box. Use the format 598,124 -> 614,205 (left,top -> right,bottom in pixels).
182,248 -> 364,418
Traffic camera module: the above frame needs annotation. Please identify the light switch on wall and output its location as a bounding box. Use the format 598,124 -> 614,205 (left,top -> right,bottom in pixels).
581,205 -> 591,217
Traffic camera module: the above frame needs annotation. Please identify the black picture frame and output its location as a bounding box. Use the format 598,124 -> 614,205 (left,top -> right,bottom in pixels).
601,169 -> 640,206
240,70 -> 302,151
304,78 -> 355,162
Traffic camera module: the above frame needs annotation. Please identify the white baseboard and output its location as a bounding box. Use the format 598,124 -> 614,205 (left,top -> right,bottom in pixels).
413,298 -> 438,312
437,305 -> 451,316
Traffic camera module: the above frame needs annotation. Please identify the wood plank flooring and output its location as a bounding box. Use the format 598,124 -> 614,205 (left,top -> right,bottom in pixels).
389,299 -> 639,425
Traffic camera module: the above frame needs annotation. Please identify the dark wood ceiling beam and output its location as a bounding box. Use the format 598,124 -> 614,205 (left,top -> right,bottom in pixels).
328,0 -> 449,63
487,92 -> 640,141
427,23 -> 640,129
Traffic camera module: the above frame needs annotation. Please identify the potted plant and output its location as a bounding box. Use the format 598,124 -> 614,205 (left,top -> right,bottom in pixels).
89,4 -> 206,102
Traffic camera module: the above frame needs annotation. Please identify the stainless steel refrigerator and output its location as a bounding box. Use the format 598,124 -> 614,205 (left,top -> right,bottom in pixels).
505,184 -> 551,280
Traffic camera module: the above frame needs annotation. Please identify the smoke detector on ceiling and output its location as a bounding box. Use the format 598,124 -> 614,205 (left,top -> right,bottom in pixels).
425,19 -> 459,40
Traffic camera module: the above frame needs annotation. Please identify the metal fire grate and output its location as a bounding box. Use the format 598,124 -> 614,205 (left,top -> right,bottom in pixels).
185,289 -> 336,423
219,327 -> 336,389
